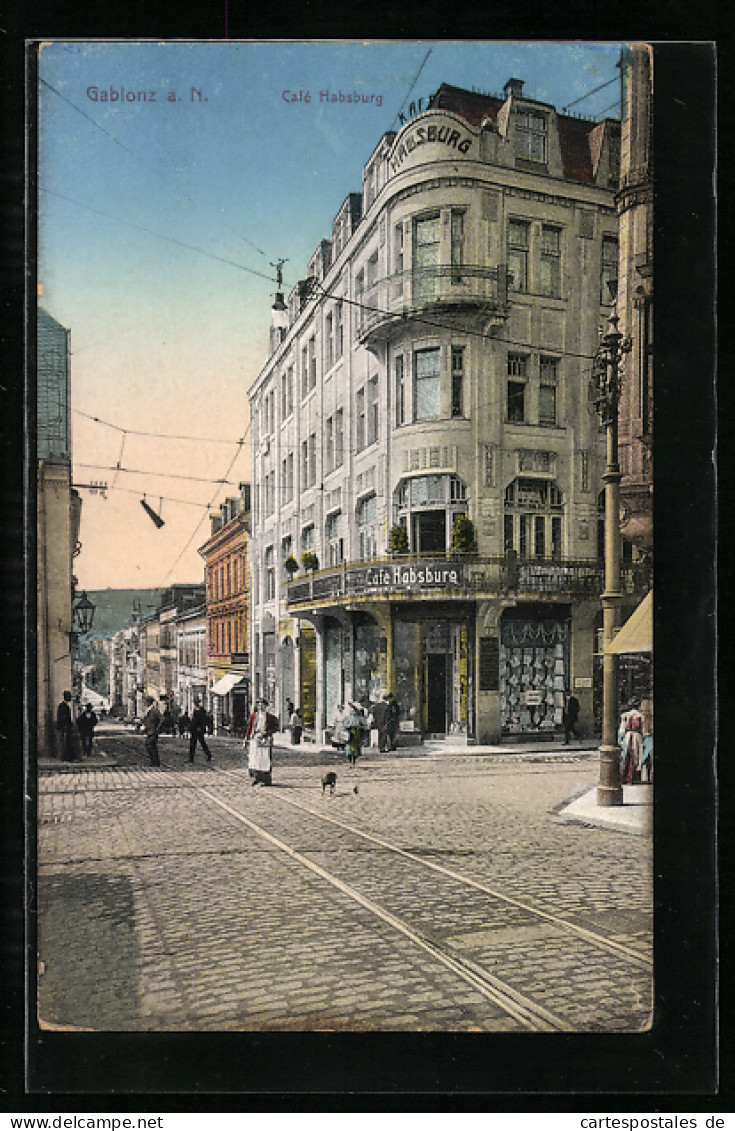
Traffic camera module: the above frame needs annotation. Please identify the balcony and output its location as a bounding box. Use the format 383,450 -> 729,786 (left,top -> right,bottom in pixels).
286,554 -> 650,610
356,265 -> 509,345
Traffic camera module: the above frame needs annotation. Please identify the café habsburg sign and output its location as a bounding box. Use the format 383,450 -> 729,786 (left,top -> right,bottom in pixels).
350,560 -> 467,594
387,112 -> 480,178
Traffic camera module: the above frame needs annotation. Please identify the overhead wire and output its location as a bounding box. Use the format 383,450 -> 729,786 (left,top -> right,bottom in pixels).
73,408 -> 245,445
562,74 -> 619,113
390,46 -> 434,131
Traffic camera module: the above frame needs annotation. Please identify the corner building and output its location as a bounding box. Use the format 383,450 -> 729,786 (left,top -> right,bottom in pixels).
249,79 -> 647,743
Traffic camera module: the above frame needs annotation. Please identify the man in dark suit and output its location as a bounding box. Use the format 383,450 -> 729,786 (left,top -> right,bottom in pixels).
189,699 -> 212,763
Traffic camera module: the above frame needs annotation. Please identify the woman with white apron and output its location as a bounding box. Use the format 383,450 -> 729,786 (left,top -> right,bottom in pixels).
244,699 -> 278,786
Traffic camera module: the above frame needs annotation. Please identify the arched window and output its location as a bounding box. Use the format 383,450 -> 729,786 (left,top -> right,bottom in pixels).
504,477 -> 563,560
394,474 -> 468,555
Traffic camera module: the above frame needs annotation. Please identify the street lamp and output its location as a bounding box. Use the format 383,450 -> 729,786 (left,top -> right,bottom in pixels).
590,296 -> 631,807
72,590 -> 96,636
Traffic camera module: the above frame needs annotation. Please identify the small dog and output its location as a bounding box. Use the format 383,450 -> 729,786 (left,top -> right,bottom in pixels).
322,772 -> 337,795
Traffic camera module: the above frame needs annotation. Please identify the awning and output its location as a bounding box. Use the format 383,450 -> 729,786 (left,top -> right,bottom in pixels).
606,591 -> 653,655
210,673 -> 246,696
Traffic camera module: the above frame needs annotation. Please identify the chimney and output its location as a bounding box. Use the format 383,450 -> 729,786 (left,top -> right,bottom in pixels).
503,78 -> 524,100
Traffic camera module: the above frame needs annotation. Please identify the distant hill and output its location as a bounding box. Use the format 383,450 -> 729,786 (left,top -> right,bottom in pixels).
84,589 -> 161,638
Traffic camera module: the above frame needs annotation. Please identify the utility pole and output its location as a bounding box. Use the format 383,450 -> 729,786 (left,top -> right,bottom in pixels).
591,303 -> 631,806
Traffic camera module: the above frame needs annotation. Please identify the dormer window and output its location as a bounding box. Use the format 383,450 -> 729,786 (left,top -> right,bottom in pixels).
515,108 -> 547,164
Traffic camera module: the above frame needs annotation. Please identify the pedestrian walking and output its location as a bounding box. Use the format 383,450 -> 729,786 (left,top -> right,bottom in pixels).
385,692 -> 400,751
244,698 -> 278,785
563,693 -> 580,744
56,690 -> 76,762
343,703 -> 364,766
143,696 -> 164,767
188,700 -> 212,763
289,706 -> 303,745
76,703 -> 98,757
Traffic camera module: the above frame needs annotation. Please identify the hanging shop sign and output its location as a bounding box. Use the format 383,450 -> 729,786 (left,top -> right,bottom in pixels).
387,112 -> 479,177
349,560 -> 466,594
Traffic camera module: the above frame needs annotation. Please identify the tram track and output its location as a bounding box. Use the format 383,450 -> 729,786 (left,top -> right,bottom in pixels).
38,759 -> 652,1032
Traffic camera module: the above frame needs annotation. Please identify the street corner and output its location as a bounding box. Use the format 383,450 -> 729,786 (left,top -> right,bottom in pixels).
554,783 -> 653,836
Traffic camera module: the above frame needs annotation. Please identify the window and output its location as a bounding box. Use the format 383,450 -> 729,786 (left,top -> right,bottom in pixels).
335,303 -> 343,360
368,375 -> 379,445
540,226 -> 561,297
355,270 -> 365,332
508,220 -> 529,292
539,362 -> 558,426
280,457 -> 288,503
325,312 -> 333,369
301,439 -> 308,489
270,390 -> 276,432
356,387 -> 366,450
451,210 -> 464,282
601,236 -> 618,304
507,381 -> 526,423
265,546 -> 275,601
308,432 -> 317,487
395,353 -> 405,426
282,534 -> 292,560
335,408 -> 344,467
414,347 -> 440,421
301,345 -> 308,398
325,511 -> 343,566
309,337 -> 317,390
515,108 -> 547,163
451,346 -> 464,417
325,416 -> 334,473
504,477 -> 564,559
280,372 -> 287,419
301,524 -> 315,552
394,222 -> 404,274
357,494 -> 378,560
413,215 -> 440,303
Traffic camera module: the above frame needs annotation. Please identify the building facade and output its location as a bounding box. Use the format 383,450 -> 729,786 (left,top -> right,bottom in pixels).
37,309 -> 82,756
248,79 -> 649,744
198,487 -> 251,732
174,603 -> 208,716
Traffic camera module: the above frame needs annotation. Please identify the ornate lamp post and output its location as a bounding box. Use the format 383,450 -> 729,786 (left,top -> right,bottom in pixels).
591,302 -> 631,806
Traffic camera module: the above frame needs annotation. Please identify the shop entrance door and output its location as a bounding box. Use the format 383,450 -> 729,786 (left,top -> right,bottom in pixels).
426,654 -> 447,733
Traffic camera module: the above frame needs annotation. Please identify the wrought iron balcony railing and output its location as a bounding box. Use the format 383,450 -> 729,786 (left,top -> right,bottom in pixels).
356,265 -> 509,341
286,553 -> 650,606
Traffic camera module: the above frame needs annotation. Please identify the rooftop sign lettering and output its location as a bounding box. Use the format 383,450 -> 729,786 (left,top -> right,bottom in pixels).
388,113 -> 477,177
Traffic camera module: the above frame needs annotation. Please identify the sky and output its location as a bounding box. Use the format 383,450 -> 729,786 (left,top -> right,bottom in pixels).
37,40 -> 624,592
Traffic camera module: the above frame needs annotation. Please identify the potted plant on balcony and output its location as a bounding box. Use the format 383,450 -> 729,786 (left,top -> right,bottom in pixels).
284,554 -> 299,578
451,513 -> 478,556
301,550 -> 319,573
388,524 -> 409,556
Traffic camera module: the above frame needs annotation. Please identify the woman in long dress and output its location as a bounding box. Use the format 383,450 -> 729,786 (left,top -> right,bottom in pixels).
244,699 -> 278,785
342,703 -> 364,766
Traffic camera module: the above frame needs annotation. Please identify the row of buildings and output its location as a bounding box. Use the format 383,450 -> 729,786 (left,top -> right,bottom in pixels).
105,50 -> 652,747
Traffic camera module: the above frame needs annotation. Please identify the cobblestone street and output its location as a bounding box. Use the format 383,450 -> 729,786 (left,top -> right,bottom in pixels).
36,727 -> 653,1033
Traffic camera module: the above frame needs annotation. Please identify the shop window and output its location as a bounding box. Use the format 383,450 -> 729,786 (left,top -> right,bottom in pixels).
414,347 -> 440,421
451,346 -> 465,417
508,220 -> 529,292
540,226 -> 561,298
515,108 -> 547,163
601,236 -> 619,304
